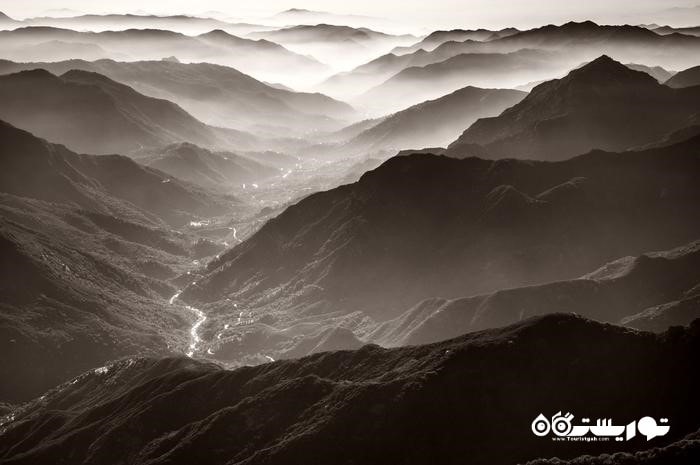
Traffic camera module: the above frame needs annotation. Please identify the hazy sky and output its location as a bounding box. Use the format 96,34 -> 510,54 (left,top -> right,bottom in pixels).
2,0 -> 699,29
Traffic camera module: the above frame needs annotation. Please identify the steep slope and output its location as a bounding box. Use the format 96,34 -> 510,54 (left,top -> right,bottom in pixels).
182,135 -> 700,326
355,49 -> 560,114
344,86 -> 526,153
448,56 -> 700,160
0,11 -> 18,27
0,59 -> 354,136
665,64 -> 700,88
0,120 -> 232,227
142,142 -> 279,191
0,194 -> 194,403
372,240 -> 700,347
0,315 -> 698,465
0,69 -> 256,154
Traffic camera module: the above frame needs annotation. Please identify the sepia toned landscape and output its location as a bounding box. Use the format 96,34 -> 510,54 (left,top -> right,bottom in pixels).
0,1 -> 699,464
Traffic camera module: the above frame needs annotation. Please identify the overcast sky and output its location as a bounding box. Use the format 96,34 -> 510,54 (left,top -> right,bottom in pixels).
2,0 -> 699,29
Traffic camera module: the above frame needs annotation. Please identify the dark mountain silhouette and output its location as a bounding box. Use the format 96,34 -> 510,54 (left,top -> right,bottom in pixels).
355,49 -> 559,113
665,64 -> 700,88
0,314 -> 698,464
372,240 -> 700,347
0,58 -> 355,137
0,120 -> 232,227
0,26 -> 327,87
0,68 -> 256,154
343,86 -> 526,153
142,142 -> 279,191
182,135 -> 700,326
448,56 -> 700,160
466,21 -> 700,70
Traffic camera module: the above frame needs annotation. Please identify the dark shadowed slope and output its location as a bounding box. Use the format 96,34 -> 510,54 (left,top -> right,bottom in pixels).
182,135 -> 700,323
0,120 -> 232,227
0,121 -> 241,402
344,86 -> 526,153
371,240 -> 700,347
0,58 -> 354,136
0,315 -> 698,465
0,69 -> 257,155
665,64 -> 700,88
0,194 -> 195,403
142,142 -> 279,191
448,56 -> 700,160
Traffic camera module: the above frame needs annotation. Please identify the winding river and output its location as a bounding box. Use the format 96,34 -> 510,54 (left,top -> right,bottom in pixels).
169,290 -> 207,358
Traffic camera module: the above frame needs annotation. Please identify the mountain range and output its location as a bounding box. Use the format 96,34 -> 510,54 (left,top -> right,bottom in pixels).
665,64 -> 700,88
355,49 -> 562,114
140,142 -> 279,192
0,58 -> 355,137
17,13 -> 276,36
1,314 -> 697,464
319,20 -> 700,101
0,120 -> 233,226
0,68 -> 254,155
342,86 -> 526,153
181,134 -> 700,341
390,27 -> 520,55
371,240 -> 700,347
247,24 -> 418,72
0,26 -> 327,88
448,56 -> 700,160
0,120 -> 241,401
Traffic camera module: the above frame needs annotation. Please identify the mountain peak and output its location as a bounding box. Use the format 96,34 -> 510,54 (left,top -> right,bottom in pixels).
5,68 -> 58,82
562,19 -> 599,28
567,54 -> 657,85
